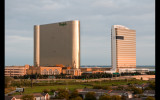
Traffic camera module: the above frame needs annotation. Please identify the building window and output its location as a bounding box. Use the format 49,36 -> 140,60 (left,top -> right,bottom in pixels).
53,69 -> 59,75
116,36 -> 124,40
42,69 -> 48,75
49,69 -> 52,75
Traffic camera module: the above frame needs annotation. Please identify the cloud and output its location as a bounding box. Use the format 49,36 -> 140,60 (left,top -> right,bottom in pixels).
5,35 -> 33,58
91,0 -> 115,8
5,29 -> 32,37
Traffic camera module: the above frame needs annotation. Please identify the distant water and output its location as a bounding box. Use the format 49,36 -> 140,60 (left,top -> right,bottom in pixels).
80,65 -> 155,71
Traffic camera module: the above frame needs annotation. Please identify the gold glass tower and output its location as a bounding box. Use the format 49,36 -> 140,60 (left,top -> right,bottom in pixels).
34,20 -> 80,69
111,25 -> 136,72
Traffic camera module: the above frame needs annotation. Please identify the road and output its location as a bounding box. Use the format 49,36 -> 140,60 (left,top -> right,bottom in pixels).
5,90 -> 16,96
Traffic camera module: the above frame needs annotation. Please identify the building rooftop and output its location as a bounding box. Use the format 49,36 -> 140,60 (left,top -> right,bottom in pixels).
143,90 -> 155,94
113,25 -> 129,29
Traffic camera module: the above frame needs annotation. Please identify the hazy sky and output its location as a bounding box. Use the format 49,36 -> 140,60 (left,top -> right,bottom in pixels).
5,0 -> 155,66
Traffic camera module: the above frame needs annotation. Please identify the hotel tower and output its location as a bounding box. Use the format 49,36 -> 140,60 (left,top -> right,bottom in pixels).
111,25 -> 136,72
34,20 -> 80,69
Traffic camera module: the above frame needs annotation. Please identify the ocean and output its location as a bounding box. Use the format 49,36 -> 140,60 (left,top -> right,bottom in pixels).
80,65 -> 155,71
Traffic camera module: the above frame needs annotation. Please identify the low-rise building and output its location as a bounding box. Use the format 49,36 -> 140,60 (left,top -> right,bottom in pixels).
126,98 -> 145,100
134,83 -> 149,89
26,66 -> 62,75
77,88 -> 133,100
80,67 -> 111,73
5,93 -> 50,100
27,66 -> 81,76
119,68 -> 149,74
143,90 -> 155,97
33,93 -> 50,100
64,69 -> 81,76
5,65 -> 29,76
5,64 -> 82,77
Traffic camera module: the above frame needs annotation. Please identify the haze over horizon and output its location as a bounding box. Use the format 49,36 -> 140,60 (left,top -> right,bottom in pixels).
5,0 -> 155,66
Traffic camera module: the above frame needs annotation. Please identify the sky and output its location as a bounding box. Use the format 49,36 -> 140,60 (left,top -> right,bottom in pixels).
5,0 -> 155,66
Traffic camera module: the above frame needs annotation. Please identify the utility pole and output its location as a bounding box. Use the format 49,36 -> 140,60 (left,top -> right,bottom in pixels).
31,70 -> 33,88
31,76 -> 33,88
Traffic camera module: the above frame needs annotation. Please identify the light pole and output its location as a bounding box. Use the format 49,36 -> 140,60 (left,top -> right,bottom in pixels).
31,69 -> 33,88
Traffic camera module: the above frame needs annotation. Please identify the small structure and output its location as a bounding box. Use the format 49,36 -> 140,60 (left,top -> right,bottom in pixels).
26,66 -> 62,75
118,68 -> 149,74
77,88 -> 133,100
108,90 -> 133,98
63,69 -> 81,76
143,90 -> 155,97
5,96 -> 16,100
5,93 -> 50,100
33,93 -> 50,100
134,84 -> 149,89
5,95 -> 23,100
5,64 -> 29,76
126,98 -> 144,100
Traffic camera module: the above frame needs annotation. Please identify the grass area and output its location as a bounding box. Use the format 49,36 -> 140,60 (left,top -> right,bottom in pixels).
12,84 -> 92,95
10,79 -> 154,96
91,80 -> 150,86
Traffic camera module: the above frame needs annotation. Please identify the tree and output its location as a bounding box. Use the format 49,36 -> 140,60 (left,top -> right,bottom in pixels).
132,87 -> 143,94
70,90 -> 79,99
149,82 -> 155,90
146,96 -> 155,100
71,96 -> 83,100
121,95 -> 126,100
99,95 -> 111,100
111,95 -> 121,100
102,86 -> 111,90
50,89 -> 55,93
43,89 -> 50,93
126,86 -> 142,94
21,94 -> 34,100
84,92 -> 96,100
5,76 -> 14,88
117,86 -> 124,90
93,85 -> 102,89
57,89 -> 70,100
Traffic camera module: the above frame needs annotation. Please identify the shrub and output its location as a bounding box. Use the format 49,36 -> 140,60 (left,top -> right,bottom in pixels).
132,87 -> 143,94
93,85 -> 102,89
84,92 -> 96,100
43,89 -> 50,93
146,96 -> 155,100
102,86 -> 111,90
117,86 -> 124,90
148,82 -> 155,90
50,89 -> 55,93
111,95 -> 121,100
71,96 -> 83,100
21,94 -> 34,100
70,90 -> 79,99
99,95 -> 111,100
5,76 -> 14,88
57,89 -> 70,100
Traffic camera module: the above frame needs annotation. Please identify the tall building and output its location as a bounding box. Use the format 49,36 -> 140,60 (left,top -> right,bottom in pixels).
111,25 -> 136,72
34,20 -> 80,69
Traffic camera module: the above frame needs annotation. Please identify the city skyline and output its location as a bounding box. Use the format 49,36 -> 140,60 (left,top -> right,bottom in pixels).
5,0 -> 155,66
